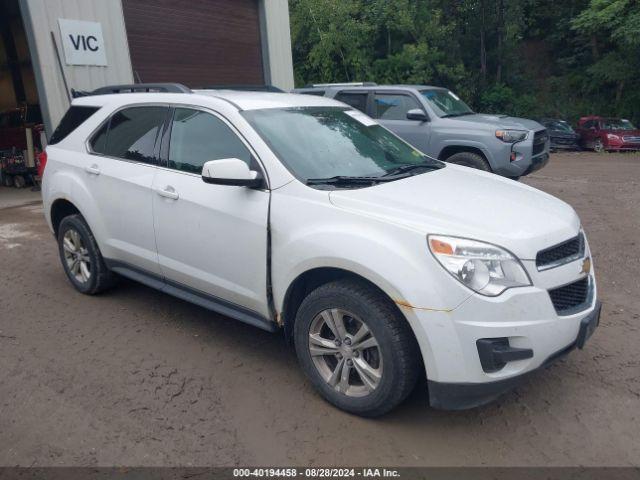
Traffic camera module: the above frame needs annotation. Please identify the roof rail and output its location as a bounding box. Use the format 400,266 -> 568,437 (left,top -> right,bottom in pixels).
200,84 -> 284,93
304,82 -> 377,88
72,83 -> 192,98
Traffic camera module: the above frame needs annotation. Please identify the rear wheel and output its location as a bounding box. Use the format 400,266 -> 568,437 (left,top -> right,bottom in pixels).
2,175 -> 13,187
294,279 -> 420,417
13,175 -> 26,189
446,151 -> 492,172
57,214 -> 116,294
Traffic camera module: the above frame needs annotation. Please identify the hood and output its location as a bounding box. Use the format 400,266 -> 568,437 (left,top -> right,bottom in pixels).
328,165 -> 580,260
614,129 -> 640,137
449,114 -> 544,131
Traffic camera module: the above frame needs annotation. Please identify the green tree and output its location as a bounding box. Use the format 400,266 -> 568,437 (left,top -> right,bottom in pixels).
289,0 -> 640,123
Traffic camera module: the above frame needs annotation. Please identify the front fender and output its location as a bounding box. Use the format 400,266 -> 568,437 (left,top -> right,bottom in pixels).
272,225 -> 472,383
437,138 -> 496,165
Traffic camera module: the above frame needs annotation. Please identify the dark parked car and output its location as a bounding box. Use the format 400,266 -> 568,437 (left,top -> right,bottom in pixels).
538,118 -> 580,151
576,116 -> 640,152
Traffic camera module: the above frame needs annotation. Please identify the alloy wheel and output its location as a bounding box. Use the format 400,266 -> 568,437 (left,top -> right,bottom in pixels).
63,229 -> 92,284
308,308 -> 383,397
594,140 -> 604,153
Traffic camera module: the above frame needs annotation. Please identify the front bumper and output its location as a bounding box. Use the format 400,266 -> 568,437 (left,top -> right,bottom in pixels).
427,301 -> 601,410
399,248 -> 599,410
550,138 -> 580,150
492,131 -> 550,177
609,144 -> 640,151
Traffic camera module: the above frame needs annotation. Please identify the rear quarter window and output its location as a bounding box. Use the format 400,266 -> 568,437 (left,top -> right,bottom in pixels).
49,106 -> 100,145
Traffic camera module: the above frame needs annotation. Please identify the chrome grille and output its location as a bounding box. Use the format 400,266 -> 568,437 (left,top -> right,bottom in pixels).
623,136 -> 640,143
536,233 -> 584,270
548,277 -> 590,314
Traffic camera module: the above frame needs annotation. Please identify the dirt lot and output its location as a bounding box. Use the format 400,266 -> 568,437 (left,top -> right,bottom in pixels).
0,152 -> 639,467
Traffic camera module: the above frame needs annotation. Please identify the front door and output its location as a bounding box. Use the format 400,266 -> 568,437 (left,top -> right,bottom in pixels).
152,107 -> 270,316
371,92 -> 431,154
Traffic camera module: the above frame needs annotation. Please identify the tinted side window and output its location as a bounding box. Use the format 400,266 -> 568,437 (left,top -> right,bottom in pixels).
90,122 -> 109,154
335,92 -> 368,113
49,106 -> 100,145
373,94 -> 421,120
100,107 -> 167,164
168,108 -> 251,174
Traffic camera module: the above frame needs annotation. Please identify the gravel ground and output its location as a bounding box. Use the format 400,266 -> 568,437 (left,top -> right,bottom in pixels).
0,152 -> 638,467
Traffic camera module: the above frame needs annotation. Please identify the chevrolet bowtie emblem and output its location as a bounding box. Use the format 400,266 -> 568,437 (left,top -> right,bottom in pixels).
581,257 -> 591,275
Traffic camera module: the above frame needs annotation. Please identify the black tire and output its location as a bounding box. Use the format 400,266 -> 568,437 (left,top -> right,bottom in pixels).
13,175 -> 26,189
57,214 -> 116,295
594,139 -> 605,153
293,278 -> 420,417
446,151 -> 492,172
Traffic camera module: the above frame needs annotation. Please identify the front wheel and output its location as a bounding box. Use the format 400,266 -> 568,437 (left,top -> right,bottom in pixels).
294,279 -> 420,417
594,139 -> 605,153
445,151 -> 492,172
13,175 -> 26,189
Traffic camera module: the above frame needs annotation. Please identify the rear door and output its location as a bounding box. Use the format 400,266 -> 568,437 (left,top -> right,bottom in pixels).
152,106 -> 270,316
371,91 -> 432,153
334,90 -> 371,114
87,105 -> 169,275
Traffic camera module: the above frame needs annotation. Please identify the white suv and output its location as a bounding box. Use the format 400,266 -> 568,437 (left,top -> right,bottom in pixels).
42,83 -> 601,416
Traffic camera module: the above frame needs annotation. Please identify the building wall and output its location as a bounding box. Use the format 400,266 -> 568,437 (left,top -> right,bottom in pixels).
259,0 -> 294,91
19,0 -> 294,135
19,0 -> 134,135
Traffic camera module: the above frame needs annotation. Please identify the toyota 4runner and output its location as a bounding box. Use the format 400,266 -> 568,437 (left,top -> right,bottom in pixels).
295,84 -> 550,179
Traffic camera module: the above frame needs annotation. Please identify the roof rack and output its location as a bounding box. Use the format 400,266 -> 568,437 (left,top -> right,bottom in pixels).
303,82 -> 377,88
200,84 -> 284,93
72,83 -> 192,98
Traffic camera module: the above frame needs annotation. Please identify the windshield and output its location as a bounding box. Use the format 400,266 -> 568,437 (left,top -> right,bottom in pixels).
420,89 -> 474,117
602,118 -> 636,131
543,120 -> 574,132
242,107 -> 442,183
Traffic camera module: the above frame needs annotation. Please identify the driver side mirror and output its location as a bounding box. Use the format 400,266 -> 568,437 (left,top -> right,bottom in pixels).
406,109 -> 429,122
201,158 -> 264,188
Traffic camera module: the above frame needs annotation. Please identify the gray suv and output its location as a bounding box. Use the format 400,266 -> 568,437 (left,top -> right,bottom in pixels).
294,84 -> 550,178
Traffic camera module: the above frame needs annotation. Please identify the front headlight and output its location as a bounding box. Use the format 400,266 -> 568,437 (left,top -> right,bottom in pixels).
428,235 -> 531,296
495,129 -> 528,143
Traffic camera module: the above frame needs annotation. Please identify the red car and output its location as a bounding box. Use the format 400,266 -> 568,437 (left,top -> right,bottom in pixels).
577,116 -> 640,152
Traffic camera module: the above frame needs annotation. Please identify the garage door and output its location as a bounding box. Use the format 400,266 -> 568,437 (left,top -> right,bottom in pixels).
122,0 -> 264,87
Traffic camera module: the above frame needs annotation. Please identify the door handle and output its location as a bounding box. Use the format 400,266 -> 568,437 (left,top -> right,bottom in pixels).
85,164 -> 100,175
156,186 -> 179,200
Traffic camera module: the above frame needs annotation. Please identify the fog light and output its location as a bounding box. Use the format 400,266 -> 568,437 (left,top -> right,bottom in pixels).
510,152 -> 517,162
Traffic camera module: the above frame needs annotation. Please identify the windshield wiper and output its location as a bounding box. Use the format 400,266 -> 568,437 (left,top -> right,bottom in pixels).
382,162 -> 444,177
306,175 -> 387,186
